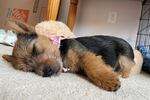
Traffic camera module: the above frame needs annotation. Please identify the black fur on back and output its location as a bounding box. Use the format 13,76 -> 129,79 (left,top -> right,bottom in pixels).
60,35 -> 134,69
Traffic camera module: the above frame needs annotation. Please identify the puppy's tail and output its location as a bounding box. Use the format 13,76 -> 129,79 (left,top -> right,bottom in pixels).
130,50 -> 143,75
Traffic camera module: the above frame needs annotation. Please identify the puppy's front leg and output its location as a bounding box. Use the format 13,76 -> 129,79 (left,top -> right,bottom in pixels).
80,52 -> 121,91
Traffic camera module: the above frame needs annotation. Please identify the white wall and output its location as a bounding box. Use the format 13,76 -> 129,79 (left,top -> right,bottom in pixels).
73,0 -> 142,47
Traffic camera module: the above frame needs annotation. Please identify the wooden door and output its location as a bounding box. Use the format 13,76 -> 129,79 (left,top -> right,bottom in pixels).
47,0 -> 79,30
47,0 -> 60,20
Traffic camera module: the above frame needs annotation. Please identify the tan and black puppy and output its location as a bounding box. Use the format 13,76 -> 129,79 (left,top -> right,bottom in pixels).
3,20 -> 135,91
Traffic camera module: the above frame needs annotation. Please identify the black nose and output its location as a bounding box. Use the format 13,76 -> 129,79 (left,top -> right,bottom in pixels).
43,67 -> 54,77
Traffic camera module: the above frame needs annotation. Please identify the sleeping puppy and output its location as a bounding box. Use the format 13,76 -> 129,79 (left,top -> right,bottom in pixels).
3,20 -> 135,91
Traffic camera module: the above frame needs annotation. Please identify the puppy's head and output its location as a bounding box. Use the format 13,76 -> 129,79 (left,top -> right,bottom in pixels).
3,20 -> 62,77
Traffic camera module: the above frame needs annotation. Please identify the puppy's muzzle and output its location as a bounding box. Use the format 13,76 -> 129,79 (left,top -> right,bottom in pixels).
43,65 -> 61,77
43,67 -> 54,77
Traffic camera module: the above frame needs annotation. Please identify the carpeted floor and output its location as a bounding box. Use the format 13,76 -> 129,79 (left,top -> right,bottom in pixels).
0,44 -> 150,100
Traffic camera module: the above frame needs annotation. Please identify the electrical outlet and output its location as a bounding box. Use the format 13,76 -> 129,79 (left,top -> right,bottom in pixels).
108,12 -> 117,24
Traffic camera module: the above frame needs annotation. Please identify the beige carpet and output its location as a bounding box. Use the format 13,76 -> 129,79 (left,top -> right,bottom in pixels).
0,44 -> 150,100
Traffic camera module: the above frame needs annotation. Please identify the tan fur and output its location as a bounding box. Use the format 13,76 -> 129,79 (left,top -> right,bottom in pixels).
6,19 -> 35,33
79,51 -> 120,91
63,49 -> 80,73
118,56 -> 135,78
130,50 -> 143,75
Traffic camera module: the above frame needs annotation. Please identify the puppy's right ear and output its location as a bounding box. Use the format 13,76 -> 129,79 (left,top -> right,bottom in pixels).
2,55 -> 15,62
6,19 -> 35,34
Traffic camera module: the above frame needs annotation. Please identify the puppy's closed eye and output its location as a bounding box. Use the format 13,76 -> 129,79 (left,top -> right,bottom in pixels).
32,43 -> 44,57
32,44 -> 38,56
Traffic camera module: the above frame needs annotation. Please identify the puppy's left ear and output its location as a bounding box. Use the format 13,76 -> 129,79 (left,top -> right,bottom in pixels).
2,55 -> 15,62
6,19 -> 35,34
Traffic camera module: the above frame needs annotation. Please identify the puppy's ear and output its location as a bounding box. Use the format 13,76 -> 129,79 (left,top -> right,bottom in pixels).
2,55 -> 15,63
6,19 -> 35,34
17,33 -> 38,42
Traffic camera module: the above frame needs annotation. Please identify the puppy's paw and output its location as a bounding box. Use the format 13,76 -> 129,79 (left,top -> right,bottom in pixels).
100,77 -> 121,91
122,73 -> 129,78
91,72 -> 121,91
